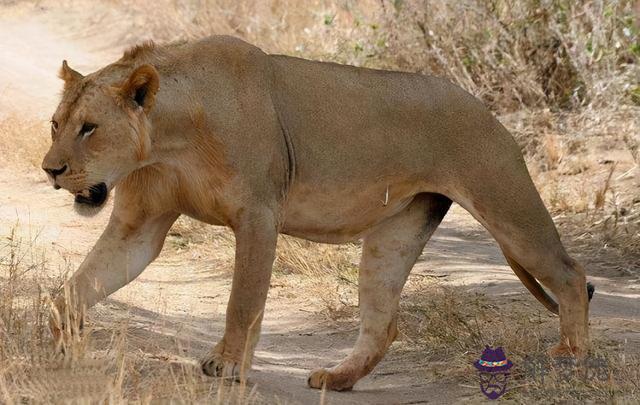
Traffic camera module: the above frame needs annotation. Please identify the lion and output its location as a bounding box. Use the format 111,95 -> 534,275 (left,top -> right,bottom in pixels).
42,35 -> 593,391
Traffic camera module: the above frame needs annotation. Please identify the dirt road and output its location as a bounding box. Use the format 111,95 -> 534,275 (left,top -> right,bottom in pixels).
1,3 -> 638,403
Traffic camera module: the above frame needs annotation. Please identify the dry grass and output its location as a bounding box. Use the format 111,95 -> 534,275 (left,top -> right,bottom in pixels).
396,277 -> 640,402
501,105 -> 640,260
273,237 -> 361,323
0,223 -> 275,403
167,216 -> 362,323
0,217 -> 354,402
108,0 -> 639,112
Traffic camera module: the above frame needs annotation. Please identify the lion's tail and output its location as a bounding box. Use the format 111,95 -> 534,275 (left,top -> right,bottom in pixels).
505,255 -> 559,314
503,255 -> 594,315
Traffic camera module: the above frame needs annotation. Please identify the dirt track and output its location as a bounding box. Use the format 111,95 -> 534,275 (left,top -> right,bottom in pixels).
1,3 -> 638,403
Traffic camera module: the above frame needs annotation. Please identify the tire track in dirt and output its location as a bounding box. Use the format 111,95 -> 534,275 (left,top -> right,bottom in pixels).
0,2 -> 134,118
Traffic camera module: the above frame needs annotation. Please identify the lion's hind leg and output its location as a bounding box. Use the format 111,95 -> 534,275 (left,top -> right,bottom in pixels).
307,193 -> 451,391
505,250 -> 589,357
453,161 -> 590,357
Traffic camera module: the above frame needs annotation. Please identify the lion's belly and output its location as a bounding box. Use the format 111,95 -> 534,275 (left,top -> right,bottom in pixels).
280,180 -> 420,243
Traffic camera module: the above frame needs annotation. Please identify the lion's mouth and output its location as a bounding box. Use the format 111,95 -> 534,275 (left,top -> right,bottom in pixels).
74,182 -> 108,207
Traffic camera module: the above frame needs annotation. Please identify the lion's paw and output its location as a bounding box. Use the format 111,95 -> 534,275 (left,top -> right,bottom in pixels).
548,343 -> 586,358
200,353 -> 242,381
307,368 -> 354,391
48,300 -> 84,354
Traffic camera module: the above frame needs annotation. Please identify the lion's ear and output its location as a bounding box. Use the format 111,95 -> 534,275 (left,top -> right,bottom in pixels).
58,60 -> 83,88
119,64 -> 159,113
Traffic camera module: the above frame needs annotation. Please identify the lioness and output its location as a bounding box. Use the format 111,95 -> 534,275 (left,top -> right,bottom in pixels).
42,36 -> 592,391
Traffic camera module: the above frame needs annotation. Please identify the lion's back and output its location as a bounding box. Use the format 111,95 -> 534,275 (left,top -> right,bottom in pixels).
268,54 -> 506,180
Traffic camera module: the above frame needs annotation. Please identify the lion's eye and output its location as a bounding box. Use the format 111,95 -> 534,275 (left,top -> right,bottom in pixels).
50,120 -> 59,139
79,123 -> 97,138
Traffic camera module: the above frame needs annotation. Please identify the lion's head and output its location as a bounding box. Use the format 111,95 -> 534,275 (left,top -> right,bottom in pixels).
42,60 -> 159,215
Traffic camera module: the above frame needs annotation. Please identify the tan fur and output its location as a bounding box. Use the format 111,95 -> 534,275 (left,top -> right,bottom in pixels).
42,35 -> 590,391
58,60 -> 82,89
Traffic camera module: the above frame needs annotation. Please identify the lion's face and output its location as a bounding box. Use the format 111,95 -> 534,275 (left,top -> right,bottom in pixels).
42,61 -> 159,215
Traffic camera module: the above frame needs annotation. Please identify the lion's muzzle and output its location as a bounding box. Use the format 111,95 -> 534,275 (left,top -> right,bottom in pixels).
74,183 -> 108,207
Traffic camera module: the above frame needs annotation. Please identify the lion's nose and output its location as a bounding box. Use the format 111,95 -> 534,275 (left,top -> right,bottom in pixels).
43,164 -> 68,180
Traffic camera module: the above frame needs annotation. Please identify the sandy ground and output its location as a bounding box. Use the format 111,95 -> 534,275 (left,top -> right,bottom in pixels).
1,3 -> 638,403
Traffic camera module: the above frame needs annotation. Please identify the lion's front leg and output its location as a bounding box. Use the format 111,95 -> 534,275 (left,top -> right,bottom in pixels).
50,211 -> 178,349
201,209 -> 277,381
